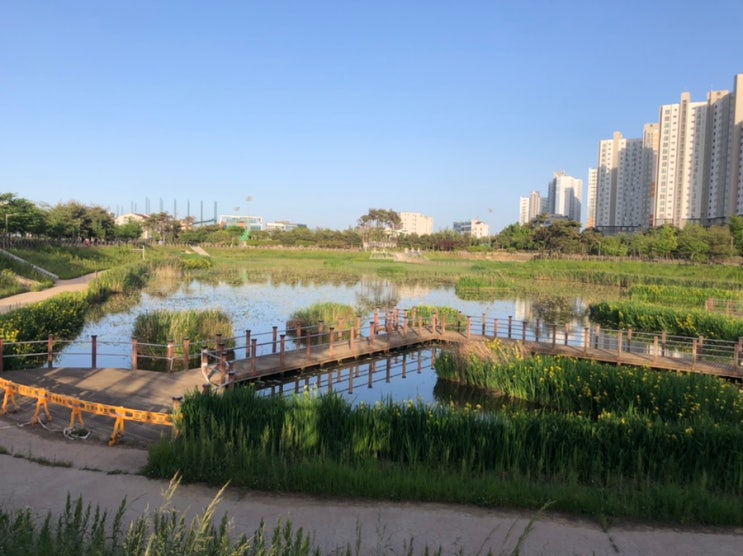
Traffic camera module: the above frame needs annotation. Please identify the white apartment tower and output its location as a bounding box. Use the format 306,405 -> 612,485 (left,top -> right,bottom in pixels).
594,128 -> 657,233
547,172 -> 582,222
518,191 -> 542,224
592,73 -> 743,232
701,74 -> 743,224
399,212 -> 434,235
654,93 -> 707,227
586,168 -> 597,229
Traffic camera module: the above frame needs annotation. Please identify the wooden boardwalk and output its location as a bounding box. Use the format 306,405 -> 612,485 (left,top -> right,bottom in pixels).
216,326 -> 743,388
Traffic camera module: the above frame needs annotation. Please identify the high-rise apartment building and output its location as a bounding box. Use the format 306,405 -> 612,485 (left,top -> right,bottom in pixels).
585,168 -> 597,229
518,191 -> 542,224
399,212 -> 434,235
592,73 -> 743,232
547,172 -> 582,222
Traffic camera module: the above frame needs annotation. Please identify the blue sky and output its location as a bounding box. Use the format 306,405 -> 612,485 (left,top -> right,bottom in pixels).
2,1 -> 743,232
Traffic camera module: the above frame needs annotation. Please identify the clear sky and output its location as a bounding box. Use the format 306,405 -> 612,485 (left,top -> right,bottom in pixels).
2,1 -> 743,232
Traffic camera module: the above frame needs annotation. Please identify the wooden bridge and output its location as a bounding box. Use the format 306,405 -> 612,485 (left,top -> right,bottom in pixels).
203,314 -> 743,389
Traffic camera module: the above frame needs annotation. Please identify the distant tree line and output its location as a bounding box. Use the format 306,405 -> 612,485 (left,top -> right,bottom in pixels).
2,194 -> 741,262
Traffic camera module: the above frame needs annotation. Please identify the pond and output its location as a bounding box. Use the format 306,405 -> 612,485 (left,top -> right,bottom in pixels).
57,275 -> 591,406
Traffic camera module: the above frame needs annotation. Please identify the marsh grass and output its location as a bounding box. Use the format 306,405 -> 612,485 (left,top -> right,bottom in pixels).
145,372 -> 743,525
133,308 -> 234,371
588,300 -> 743,340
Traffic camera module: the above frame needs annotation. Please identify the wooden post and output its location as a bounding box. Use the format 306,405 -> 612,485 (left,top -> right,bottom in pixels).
47,334 -> 54,368
272,326 -> 278,353
418,316 -> 423,336
653,336 -> 659,363
385,356 -> 391,382
329,327 -> 335,357
457,312 -> 462,333
521,321 -> 526,342
433,314 -> 438,335
466,316 -> 471,339
219,353 -> 227,383
734,339 -> 742,367
280,334 -> 286,366
564,323 -> 569,346
493,318 -> 498,339
368,359 -> 375,388
251,339 -> 258,373
403,314 -> 409,337
551,324 -> 556,348
201,344 -> 208,377
661,330 -> 667,356
627,329 -> 632,354
246,330 -> 251,357
401,353 -> 407,378
481,313 -> 486,337
131,337 -> 138,370
692,339 -> 697,370
617,330 -> 623,363
349,327 -> 355,349
535,319 -> 540,343
91,335 -> 97,369
369,322 -> 375,346
183,338 -> 190,371
594,325 -> 601,349
508,316 -> 512,339
348,365 -> 354,394
583,327 -> 589,354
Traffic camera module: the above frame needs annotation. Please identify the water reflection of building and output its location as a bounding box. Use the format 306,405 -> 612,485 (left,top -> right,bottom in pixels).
396,284 -> 432,299
356,277 -> 400,313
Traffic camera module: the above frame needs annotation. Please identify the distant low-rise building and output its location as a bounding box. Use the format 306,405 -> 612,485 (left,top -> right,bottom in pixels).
220,215 -> 263,232
453,219 -> 489,238
266,221 -> 307,232
399,212 -> 434,235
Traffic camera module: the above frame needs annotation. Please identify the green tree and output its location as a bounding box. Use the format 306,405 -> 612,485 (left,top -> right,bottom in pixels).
0,193 -> 47,236
533,220 -> 582,255
676,224 -> 710,263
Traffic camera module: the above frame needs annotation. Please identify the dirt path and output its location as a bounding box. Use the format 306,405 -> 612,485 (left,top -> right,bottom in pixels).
0,272 -> 99,314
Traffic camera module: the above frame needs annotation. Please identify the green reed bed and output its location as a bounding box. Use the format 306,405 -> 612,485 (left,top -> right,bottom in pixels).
588,300 -> 743,341
289,302 -> 359,330
8,244 -> 144,279
626,284 -> 742,308
145,378 -> 743,525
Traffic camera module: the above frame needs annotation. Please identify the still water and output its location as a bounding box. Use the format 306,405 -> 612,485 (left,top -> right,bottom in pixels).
58,276 -> 589,405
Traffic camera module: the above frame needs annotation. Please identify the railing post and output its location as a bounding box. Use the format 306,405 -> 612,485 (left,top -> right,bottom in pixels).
617,330 -> 623,363
131,337 -> 138,370
661,330 -> 667,356
594,325 -> 601,349
692,339 -> 697,370
508,316 -> 512,339
47,334 -> 54,368
653,336 -> 659,363
432,314 -> 438,335
551,324 -> 556,348
564,323 -> 569,346
535,319 -> 540,343
481,313 -> 486,336
627,328 -> 633,354
280,334 -> 286,366
183,338 -> 190,371
167,339 -> 175,374
521,321 -> 526,342
329,327 -> 335,357
403,313 -> 409,337
369,322 -> 375,347
493,318 -> 498,339
251,339 -> 258,374
305,330 -> 312,361
91,334 -> 97,369
201,344 -> 208,376
583,327 -> 589,354
272,326 -> 278,353
418,316 -> 423,336
246,330 -> 251,357
457,312 -> 462,333
219,352 -> 227,383
466,316 -> 471,339
734,339 -> 742,367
